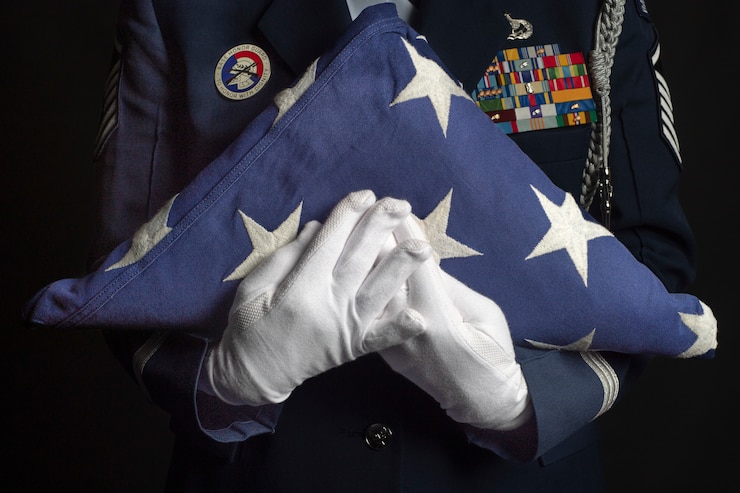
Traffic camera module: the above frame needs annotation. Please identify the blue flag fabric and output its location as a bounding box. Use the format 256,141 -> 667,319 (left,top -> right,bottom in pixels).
23,5 -> 716,359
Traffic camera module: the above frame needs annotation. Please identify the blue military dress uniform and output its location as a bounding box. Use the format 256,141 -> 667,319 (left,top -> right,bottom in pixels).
92,1 -> 696,491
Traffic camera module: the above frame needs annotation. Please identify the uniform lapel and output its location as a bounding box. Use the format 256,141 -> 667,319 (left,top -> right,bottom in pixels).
258,0 -> 353,74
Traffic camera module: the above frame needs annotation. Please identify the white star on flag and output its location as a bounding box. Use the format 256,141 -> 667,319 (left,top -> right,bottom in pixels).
678,301 -> 718,358
414,189 -> 481,262
390,37 -> 471,137
273,60 -> 318,125
106,195 -> 176,271
223,203 -> 303,281
526,185 -> 612,286
525,329 -> 596,351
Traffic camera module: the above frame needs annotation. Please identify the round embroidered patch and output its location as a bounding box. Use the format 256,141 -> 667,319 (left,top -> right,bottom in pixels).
214,44 -> 271,100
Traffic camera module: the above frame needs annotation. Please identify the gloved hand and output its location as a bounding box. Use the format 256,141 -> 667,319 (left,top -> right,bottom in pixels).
207,190 -> 432,406
380,217 -> 532,431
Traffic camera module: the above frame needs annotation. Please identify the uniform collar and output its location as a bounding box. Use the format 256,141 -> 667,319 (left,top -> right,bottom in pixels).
346,0 -> 417,21
258,0 -> 507,91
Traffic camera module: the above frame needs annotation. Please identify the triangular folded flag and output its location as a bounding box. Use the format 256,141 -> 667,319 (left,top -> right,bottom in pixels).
23,5 -> 716,359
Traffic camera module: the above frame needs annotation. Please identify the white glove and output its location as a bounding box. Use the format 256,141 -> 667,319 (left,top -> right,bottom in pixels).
207,190 -> 432,406
380,218 -> 532,431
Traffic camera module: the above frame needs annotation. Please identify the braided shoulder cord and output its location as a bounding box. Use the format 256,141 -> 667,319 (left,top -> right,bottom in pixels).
579,0 -> 626,229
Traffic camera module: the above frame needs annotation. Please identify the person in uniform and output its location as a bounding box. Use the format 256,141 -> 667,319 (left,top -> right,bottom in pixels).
91,1 -> 696,491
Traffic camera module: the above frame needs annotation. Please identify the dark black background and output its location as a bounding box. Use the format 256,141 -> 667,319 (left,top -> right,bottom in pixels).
1,2 -> 736,491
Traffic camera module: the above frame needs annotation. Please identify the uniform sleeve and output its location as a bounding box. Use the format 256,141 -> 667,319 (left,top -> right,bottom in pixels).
461,0 -> 696,461
93,0 -> 281,454
90,0 -> 168,261
462,347 -> 647,462
604,0 -> 697,292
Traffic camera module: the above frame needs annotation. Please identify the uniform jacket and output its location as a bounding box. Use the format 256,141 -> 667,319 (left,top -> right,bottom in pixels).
93,1 -> 696,491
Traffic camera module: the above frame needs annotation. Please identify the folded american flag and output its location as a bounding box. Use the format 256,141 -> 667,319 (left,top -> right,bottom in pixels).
23,5 -> 716,358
